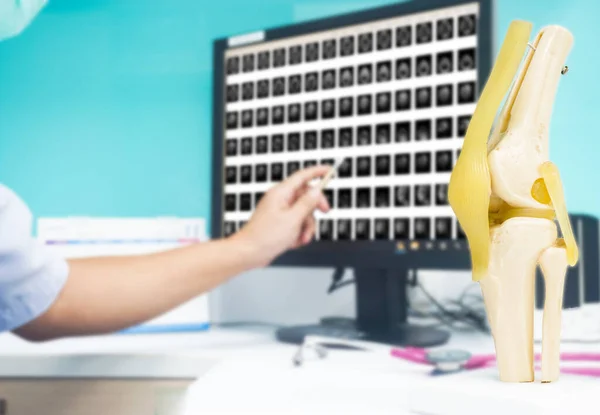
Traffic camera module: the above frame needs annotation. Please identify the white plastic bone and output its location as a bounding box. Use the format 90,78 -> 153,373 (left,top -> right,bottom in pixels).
479,25 -> 574,383
539,244 -> 568,383
479,217 -> 557,382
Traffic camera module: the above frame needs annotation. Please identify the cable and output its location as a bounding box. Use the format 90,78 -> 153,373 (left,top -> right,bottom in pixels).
327,267 -> 355,294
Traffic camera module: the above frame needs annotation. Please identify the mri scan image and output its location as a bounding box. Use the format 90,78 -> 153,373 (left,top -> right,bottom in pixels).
305,72 -> 318,92
226,139 -> 237,157
241,109 -> 253,128
306,42 -> 319,62
339,128 -> 353,147
357,126 -> 371,145
224,221 -> 236,236
436,18 -> 454,41
436,150 -> 453,172
289,75 -> 302,94
322,99 -> 335,119
304,131 -> 317,150
338,158 -> 353,178
242,54 -> 254,72
435,217 -> 452,239
436,117 -> 453,139
415,152 -> 432,173
395,153 -> 410,175
288,103 -> 301,123
340,66 -> 354,87
357,94 -> 372,115
416,22 -> 432,44
271,134 -> 284,153
416,87 -> 432,109
225,166 -> 237,184
358,64 -> 373,85
374,218 -> 390,240
458,14 -> 476,37
240,165 -> 252,183
376,124 -> 391,144
226,84 -> 238,103
458,48 -> 476,71
375,155 -> 391,175
319,219 -> 333,240
321,129 -> 335,149
225,194 -> 236,212
289,45 -> 302,65
375,187 -> 390,208
256,135 -> 268,154
436,184 -> 449,205
338,189 -> 352,209
254,164 -> 267,183
226,56 -> 239,75
272,105 -> 284,124
358,32 -> 373,53
257,80 -> 269,98
240,193 -> 252,212
396,58 -> 411,80
241,137 -> 253,155
437,51 -> 453,74
357,187 -> 371,208
357,156 -> 371,177
226,112 -> 238,129
458,81 -> 476,103
304,160 -> 317,168
396,89 -> 411,111
341,36 -> 355,56
337,219 -> 352,240
396,25 -> 412,47
376,92 -> 391,113
416,55 -> 432,77
322,70 -> 336,90
377,29 -> 392,50
305,101 -> 318,121
287,133 -> 301,151
394,185 -> 410,207
355,219 -> 370,240
271,162 -> 283,181
258,51 -> 270,70
416,119 -> 432,141
340,97 -> 354,117
287,161 -> 300,176
414,218 -> 431,239
242,82 -> 254,101
376,61 -> 392,82
256,107 -> 268,126
415,185 -> 432,206
323,39 -> 337,59
273,77 -> 285,96
273,48 -> 286,67
436,84 -> 453,106
394,218 -> 410,239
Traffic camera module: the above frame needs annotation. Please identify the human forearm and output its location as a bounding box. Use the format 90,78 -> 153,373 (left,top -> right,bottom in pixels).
14,235 -> 260,341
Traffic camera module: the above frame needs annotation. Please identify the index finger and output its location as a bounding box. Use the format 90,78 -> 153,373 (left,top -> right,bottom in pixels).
279,165 -> 332,196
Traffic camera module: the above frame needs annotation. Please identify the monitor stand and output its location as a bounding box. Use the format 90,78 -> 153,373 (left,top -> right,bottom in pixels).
275,266 -> 450,348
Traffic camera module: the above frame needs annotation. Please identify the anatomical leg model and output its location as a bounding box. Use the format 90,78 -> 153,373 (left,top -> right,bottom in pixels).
448,21 -> 579,383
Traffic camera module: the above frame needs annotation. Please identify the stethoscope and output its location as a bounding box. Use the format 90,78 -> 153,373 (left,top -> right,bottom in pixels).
293,335 -> 600,377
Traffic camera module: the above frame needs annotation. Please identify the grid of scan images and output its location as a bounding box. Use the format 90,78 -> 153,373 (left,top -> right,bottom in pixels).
220,2 -> 479,242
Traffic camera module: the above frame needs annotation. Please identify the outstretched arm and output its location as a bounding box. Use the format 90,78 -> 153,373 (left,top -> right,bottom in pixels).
13,166 -> 331,342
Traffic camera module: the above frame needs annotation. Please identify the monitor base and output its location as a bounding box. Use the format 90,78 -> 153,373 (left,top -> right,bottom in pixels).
275,323 -> 449,348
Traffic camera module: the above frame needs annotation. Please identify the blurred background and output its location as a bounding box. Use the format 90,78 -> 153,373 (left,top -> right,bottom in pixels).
0,0 -> 598,224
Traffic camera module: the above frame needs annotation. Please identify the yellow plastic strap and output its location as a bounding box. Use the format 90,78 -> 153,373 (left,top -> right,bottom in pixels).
539,162 -> 579,266
448,20 -> 532,281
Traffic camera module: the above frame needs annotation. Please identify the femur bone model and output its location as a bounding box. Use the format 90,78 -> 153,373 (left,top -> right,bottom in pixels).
448,20 -> 578,383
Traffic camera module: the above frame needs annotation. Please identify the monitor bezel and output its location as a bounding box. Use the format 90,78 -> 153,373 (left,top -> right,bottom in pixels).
211,0 -> 493,269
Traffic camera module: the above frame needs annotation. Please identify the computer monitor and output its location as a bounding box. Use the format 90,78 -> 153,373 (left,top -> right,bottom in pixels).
211,0 -> 494,347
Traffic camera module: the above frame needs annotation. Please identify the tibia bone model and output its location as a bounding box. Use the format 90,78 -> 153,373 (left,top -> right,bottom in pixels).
448,21 -> 579,382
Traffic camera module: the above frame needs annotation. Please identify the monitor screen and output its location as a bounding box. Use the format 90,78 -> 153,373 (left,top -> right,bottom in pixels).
214,0 -> 489,249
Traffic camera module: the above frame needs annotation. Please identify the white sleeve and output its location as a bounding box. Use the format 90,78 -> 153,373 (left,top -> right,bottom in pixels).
0,184 -> 69,332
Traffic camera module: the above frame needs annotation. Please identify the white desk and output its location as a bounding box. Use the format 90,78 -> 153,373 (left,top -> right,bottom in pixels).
0,328 -> 599,414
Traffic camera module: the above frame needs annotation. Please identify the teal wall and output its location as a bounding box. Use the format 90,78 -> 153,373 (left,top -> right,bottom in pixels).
1,0 -> 598,230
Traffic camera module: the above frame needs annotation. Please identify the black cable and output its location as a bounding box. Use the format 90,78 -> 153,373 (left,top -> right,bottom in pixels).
327,267 -> 355,294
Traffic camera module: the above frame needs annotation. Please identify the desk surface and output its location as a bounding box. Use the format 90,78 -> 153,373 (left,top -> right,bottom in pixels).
0,328 -> 599,415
